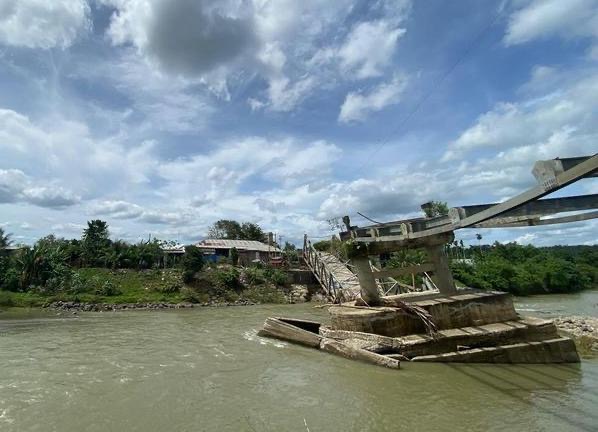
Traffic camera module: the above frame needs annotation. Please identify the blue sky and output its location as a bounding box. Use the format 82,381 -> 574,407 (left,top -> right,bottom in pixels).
0,0 -> 597,246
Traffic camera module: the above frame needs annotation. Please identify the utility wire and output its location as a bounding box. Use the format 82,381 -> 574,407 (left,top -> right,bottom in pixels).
355,7 -> 504,175
357,212 -> 382,224
321,7 -> 504,226
334,7 -> 506,225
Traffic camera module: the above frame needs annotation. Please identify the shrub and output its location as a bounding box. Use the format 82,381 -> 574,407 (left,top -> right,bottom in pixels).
242,284 -> 287,304
1,267 -> 20,292
156,281 -> 181,294
229,247 -> 239,266
244,267 -> 265,285
212,267 -> 241,291
69,271 -> 89,294
95,280 -> 121,296
182,246 -> 204,274
180,286 -> 209,303
0,291 -> 15,307
268,269 -> 288,286
182,270 -> 195,284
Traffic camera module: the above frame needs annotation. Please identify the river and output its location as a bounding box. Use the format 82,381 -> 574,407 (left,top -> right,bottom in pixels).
1,292 -> 597,432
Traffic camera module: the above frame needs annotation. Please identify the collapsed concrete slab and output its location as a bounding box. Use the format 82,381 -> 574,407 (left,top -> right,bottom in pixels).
259,289 -> 581,367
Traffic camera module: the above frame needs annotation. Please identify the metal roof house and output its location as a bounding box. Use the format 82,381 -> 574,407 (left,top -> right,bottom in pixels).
195,239 -> 282,264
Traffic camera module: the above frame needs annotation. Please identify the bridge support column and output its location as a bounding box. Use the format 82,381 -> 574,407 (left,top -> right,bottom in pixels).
425,244 -> 456,296
353,256 -> 380,305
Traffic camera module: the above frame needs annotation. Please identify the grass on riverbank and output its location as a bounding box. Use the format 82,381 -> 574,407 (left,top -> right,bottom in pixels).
0,266 -> 292,308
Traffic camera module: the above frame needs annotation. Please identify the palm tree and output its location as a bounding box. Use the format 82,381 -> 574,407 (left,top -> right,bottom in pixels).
476,233 -> 483,253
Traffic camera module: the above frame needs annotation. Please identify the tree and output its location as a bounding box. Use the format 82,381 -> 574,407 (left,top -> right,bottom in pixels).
208,220 -> 243,239
421,201 -> 449,218
207,220 -> 266,241
82,220 -> 111,266
283,241 -> 298,265
182,245 -> 204,282
0,227 -> 11,250
15,242 -> 68,291
240,222 -> 266,242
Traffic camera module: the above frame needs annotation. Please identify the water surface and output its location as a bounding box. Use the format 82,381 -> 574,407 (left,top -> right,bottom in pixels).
1,296 -> 597,432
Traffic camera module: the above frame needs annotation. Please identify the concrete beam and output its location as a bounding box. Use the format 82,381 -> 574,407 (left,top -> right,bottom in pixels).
472,210 -> 598,228
451,194 -> 598,221
533,156 -> 598,189
455,154 -> 598,229
371,263 -> 436,279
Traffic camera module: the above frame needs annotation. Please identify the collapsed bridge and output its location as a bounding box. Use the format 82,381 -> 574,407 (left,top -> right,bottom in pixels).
267,155 -> 597,365
305,155 -> 598,305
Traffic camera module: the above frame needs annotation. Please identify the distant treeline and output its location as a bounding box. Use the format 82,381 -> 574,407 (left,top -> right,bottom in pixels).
451,242 -> 598,296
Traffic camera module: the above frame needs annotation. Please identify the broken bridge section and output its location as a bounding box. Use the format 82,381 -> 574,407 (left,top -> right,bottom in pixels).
302,235 -> 361,302
340,154 -> 598,305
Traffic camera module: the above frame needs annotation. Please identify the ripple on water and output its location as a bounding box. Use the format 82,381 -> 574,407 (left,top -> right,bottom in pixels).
0,409 -> 15,425
242,329 -> 286,348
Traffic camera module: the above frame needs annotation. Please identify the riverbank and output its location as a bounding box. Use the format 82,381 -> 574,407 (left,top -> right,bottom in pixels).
44,299 -> 258,311
0,266 -> 319,308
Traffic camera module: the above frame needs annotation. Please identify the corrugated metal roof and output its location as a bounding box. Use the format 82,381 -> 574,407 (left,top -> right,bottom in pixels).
196,239 -> 282,253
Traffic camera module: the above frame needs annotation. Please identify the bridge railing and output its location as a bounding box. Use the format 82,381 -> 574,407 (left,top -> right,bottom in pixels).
302,236 -> 344,301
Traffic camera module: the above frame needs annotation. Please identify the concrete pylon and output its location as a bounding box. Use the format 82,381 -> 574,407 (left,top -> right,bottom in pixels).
425,244 -> 456,295
353,256 -> 380,305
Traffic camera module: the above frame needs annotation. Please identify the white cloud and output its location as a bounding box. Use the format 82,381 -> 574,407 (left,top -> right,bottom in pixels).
338,20 -> 406,79
0,0 -> 90,49
103,0 -> 412,113
265,75 -> 317,112
0,168 -> 80,208
89,200 -> 144,219
75,52 -> 215,133
339,74 -> 408,123
157,137 -> 342,202
504,0 -> 598,46
0,107 -> 158,200
442,71 -> 598,161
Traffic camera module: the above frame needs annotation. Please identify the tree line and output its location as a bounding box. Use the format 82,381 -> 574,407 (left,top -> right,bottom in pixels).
0,218 -> 273,294
451,242 -> 597,295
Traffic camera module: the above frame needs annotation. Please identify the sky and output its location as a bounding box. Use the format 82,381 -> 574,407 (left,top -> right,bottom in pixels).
0,0 -> 597,247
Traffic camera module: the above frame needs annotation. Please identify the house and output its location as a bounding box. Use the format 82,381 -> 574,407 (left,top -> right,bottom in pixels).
195,239 -> 282,265
160,244 -> 186,267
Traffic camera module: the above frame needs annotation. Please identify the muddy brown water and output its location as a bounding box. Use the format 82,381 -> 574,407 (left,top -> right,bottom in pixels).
1,292 -> 597,432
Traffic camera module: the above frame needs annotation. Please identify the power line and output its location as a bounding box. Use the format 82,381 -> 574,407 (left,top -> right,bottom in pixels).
357,212 -> 382,224
354,7 -> 504,175
320,7 -> 504,226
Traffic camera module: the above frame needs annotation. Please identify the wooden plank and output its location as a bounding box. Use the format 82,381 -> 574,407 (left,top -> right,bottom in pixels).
371,263 -> 435,279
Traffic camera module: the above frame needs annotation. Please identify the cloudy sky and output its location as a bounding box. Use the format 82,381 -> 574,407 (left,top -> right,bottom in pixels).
0,0 -> 597,246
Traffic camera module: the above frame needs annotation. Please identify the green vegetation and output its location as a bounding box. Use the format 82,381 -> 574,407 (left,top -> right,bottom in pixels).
421,201 -> 449,218
451,242 -> 597,296
207,219 -> 266,241
0,221 -> 291,308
